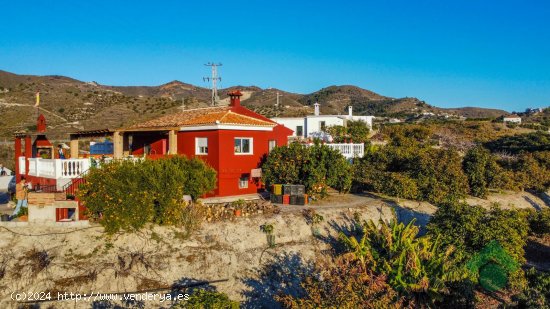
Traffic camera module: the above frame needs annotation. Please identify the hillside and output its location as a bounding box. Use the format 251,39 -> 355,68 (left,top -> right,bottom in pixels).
442,106 -> 512,119
0,70 -> 511,139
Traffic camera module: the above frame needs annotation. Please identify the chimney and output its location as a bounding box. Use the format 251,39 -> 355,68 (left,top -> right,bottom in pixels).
37,114 -> 47,133
348,106 -> 353,119
228,90 -> 243,107
314,102 -> 320,116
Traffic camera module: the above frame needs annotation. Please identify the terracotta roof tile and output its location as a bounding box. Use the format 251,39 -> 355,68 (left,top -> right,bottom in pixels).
127,106 -> 275,130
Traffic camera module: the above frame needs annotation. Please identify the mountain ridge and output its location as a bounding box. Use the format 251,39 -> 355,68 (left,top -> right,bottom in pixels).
0,70 -> 511,138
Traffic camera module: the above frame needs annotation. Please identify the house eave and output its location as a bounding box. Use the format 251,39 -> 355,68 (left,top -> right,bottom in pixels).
179,124 -> 274,132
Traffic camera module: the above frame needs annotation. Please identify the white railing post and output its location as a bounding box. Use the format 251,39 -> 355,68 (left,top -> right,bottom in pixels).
28,158 -> 37,176
35,158 -> 40,176
309,143 -> 365,159
55,159 -> 62,179
82,159 -> 90,174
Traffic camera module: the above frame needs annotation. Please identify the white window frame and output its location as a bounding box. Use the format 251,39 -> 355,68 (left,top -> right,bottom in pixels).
239,175 -> 249,189
195,137 -> 208,155
234,137 -> 253,155
268,140 -> 276,152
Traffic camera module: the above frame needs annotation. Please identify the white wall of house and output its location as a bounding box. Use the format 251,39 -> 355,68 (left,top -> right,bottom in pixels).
503,117 -> 522,123
305,116 -> 345,137
270,117 -> 306,137
271,105 -> 374,138
342,115 -> 374,128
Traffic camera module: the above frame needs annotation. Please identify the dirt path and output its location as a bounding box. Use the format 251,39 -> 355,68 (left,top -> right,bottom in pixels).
0,101 -> 68,122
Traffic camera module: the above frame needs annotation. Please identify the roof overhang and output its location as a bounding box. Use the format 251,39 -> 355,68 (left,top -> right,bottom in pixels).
117,127 -> 178,133
179,124 -> 274,132
69,129 -> 115,138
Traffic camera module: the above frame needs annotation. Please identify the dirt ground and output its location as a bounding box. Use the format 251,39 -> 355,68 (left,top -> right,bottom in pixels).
0,190 -> 547,308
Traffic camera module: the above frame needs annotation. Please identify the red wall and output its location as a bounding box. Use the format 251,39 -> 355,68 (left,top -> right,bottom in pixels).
25,175 -> 57,189
176,126 -> 290,197
177,130 -> 221,196
217,130 -> 267,196
131,133 -> 168,156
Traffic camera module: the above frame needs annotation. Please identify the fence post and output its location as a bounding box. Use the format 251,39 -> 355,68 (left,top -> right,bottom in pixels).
35,158 -> 40,176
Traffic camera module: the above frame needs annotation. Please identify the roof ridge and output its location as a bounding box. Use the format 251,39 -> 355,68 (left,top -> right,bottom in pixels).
227,110 -> 273,124
219,110 -> 231,122
178,106 -> 229,113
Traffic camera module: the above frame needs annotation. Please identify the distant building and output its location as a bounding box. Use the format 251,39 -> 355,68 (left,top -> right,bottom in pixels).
503,115 -> 522,124
271,103 -> 374,138
525,107 -> 543,114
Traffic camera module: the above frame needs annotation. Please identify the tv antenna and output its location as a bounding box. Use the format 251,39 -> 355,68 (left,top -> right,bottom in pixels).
203,62 -> 222,106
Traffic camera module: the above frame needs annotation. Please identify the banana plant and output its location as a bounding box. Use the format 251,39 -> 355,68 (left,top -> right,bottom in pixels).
339,216 -> 466,306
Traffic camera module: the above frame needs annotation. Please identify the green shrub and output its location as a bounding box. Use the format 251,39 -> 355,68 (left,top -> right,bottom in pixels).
261,142 -> 352,197
324,120 -> 370,144
512,268 -> 550,309
355,145 -> 468,204
525,208 -> 550,236
463,146 -> 501,198
78,156 -> 216,233
484,132 -> 550,154
427,202 -> 529,264
376,172 -> 418,200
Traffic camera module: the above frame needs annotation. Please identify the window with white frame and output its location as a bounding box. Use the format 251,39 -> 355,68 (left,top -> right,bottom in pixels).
195,137 -> 208,155
234,138 -> 253,154
268,140 -> 276,152
239,175 -> 249,188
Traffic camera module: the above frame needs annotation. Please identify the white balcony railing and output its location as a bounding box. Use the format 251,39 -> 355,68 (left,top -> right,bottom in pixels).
306,143 -> 364,159
25,157 -> 90,179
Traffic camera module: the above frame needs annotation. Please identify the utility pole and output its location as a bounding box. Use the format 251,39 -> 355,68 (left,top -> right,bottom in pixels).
203,62 -> 222,106
275,92 -> 283,117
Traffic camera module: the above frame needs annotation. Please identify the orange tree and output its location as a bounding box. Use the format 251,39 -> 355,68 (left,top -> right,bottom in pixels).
78,156 -> 216,233
354,143 -> 468,205
324,120 -> 370,144
261,142 -> 352,197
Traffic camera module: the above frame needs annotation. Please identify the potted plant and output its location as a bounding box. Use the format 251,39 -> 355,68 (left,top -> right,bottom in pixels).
66,194 -> 76,200
234,208 -> 242,217
260,223 -> 275,248
232,199 -> 245,217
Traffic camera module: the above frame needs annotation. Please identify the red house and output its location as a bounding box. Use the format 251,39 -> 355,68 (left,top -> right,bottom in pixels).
111,90 -> 293,196
15,91 -> 291,197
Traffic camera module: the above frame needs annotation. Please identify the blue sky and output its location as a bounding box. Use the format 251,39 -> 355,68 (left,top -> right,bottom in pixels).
1,1 -> 549,112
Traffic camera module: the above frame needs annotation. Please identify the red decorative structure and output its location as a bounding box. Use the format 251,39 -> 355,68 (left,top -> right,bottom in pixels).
14,114 -> 55,186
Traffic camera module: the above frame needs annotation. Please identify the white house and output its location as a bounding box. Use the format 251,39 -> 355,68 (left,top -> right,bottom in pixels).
271,103 -> 374,138
503,115 -> 522,124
